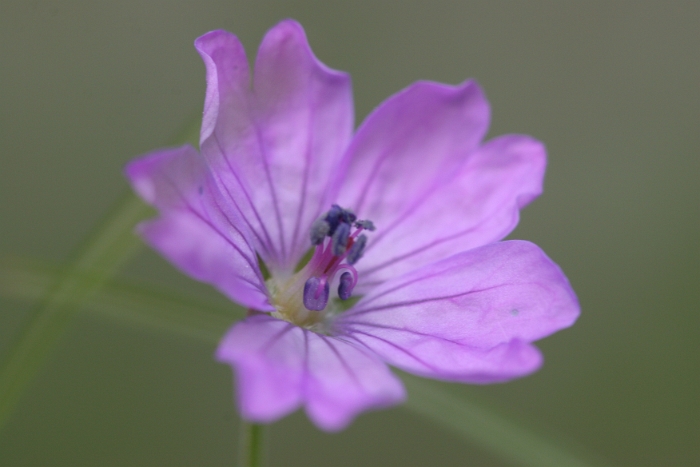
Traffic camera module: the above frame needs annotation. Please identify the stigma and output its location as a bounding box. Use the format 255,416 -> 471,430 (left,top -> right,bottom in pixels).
269,205 -> 374,327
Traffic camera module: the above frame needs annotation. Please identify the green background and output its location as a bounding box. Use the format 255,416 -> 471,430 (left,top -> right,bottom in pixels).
1,1 -> 698,465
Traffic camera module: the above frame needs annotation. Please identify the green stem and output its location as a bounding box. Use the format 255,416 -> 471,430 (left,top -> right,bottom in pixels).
401,374 -> 612,467
0,193 -> 149,427
0,115 -> 200,430
239,421 -> 267,467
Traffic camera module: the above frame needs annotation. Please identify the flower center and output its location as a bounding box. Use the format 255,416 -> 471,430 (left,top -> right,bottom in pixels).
268,205 -> 374,328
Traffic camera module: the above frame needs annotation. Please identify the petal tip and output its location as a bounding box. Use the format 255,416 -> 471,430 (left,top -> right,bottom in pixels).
307,384 -> 407,432
194,29 -> 239,54
124,145 -> 197,204
124,160 -> 155,204
259,18 -> 350,85
263,18 -> 310,46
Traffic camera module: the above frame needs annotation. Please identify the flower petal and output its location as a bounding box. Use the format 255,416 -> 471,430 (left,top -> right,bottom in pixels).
195,21 -> 353,273
334,79 -> 490,236
217,317 -> 304,423
125,145 -> 272,311
335,241 -> 579,383
216,314 -> 405,431
356,135 -> 547,290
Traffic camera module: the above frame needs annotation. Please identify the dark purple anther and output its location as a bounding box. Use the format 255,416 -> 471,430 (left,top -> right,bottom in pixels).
310,219 -> 330,245
303,277 -> 329,311
324,204 -> 357,237
345,234 -> 367,265
325,205 -> 343,235
331,222 -> 350,255
338,271 -> 354,300
354,219 -> 375,231
341,210 -> 357,224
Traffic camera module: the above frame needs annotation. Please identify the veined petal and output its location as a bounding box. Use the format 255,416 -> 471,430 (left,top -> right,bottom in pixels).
216,315 -> 405,431
335,241 -> 579,383
195,20 -> 353,274
303,327 -> 405,430
356,135 -> 546,290
125,145 -> 272,311
334,80 -> 490,236
217,317 -> 304,423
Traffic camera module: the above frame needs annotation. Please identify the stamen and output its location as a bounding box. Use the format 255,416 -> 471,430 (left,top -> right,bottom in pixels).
325,205 -> 343,235
338,271 -> 355,300
303,277 -> 329,311
325,204 -> 357,236
331,222 -> 350,256
310,219 -> 330,245
342,210 -> 357,224
345,234 -> 367,265
275,205 -> 374,323
354,220 -> 375,231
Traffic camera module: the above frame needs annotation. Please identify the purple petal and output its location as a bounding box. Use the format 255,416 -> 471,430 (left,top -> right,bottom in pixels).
195,21 -> 353,273
355,135 -> 547,290
335,241 -> 579,383
216,314 -> 405,431
125,145 -> 272,311
334,80 -> 490,238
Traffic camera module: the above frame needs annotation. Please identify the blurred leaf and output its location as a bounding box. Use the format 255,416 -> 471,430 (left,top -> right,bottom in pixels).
401,374 -> 612,467
0,260 -> 611,467
0,259 -> 242,344
0,116 -> 200,428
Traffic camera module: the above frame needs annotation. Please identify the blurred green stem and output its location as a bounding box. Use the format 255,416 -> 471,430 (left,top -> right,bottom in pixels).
0,193 -> 149,428
239,421 -> 267,467
401,375 -> 609,467
0,116 -> 200,430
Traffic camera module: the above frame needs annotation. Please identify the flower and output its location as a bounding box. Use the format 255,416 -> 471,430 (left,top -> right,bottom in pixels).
125,19 -> 579,431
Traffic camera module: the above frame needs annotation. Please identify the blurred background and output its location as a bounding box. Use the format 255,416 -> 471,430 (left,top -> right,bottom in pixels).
0,1 -> 698,466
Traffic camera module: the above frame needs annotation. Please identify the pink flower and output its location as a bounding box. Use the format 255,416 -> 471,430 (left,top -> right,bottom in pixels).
125,20 -> 579,431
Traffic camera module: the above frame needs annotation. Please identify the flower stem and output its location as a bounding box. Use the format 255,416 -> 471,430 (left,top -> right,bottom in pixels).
239,421 -> 267,467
